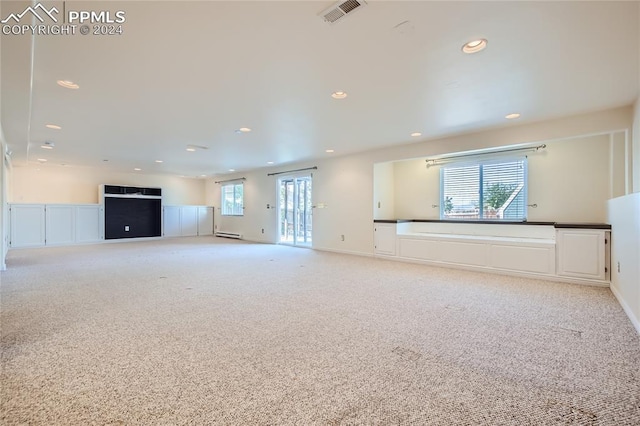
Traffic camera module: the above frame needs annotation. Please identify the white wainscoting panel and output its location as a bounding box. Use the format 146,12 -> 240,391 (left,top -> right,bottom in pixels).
398,238 -> 439,260
75,205 -> 103,243
181,206 -> 199,237
45,205 -> 75,246
198,206 -> 214,236
490,244 -> 555,274
10,204 -> 46,248
440,241 -> 488,266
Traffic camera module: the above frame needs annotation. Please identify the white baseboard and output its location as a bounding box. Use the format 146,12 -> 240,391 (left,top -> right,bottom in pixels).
241,238 -> 273,244
313,246 -> 374,258
610,284 -> 640,335
103,236 -> 163,244
374,254 -> 610,288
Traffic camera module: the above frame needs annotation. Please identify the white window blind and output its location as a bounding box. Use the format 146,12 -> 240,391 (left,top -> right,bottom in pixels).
221,183 -> 244,216
441,158 -> 527,220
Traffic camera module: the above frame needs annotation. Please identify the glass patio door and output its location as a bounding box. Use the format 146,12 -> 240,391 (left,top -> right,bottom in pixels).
279,176 -> 312,246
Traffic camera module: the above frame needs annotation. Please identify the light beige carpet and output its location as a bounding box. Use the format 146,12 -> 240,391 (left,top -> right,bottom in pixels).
1,237 -> 639,425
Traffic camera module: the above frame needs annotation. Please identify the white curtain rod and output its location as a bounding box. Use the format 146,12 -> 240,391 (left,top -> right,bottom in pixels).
267,166 -> 317,177
425,144 -> 546,167
214,177 -> 246,184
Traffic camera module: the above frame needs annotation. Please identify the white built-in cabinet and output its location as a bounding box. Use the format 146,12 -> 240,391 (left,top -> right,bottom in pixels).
163,205 -> 214,237
9,203 -> 214,249
75,205 -> 103,243
163,206 -> 182,237
10,204 -> 46,248
181,206 -> 199,236
556,229 -> 610,281
10,204 -> 103,248
198,206 -> 214,235
45,205 -> 76,246
373,221 -> 611,285
374,223 -> 397,255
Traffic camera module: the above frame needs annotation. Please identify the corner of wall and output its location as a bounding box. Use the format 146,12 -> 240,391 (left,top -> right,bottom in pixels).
0,129 -> 8,271
607,193 -> 640,334
633,99 -> 640,193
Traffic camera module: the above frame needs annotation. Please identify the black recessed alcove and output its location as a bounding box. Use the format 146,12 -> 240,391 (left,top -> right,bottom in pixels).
103,185 -> 162,240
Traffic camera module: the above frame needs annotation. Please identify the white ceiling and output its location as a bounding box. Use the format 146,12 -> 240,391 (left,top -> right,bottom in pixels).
1,1 -> 638,177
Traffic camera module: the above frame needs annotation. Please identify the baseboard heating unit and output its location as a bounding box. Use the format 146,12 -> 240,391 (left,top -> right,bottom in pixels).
215,232 -> 242,239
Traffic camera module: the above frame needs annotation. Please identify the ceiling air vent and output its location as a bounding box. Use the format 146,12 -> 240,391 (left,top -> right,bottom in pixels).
320,0 -> 367,24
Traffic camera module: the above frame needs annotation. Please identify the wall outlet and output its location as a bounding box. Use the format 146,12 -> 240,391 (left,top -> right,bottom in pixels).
378,201 -> 381,208
261,228 -> 264,234
341,234 -> 345,241
617,262 -> 621,273
124,225 -> 130,232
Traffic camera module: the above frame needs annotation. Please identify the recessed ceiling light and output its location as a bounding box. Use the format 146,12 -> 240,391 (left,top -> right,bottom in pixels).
37,158 -> 47,162
267,161 -> 274,165
186,144 -> 208,151
57,80 -> 79,89
134,168 -> 141,171
411,132 -> 422,137
155,160 -> 163,163
238,127 -> 252,133
462,39 -> 487,54
229,169 -> 235,172
41,141 -> 55,149
505,113 -> 521,119
200,174 -> 206,177
45,124 -> 61,130
331,91 -> 347,99
326,149 -> 335,153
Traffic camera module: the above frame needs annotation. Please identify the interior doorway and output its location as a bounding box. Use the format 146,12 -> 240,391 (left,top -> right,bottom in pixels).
278,176 -> 312,246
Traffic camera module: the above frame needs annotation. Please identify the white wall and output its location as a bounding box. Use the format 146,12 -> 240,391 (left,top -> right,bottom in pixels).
0,22 -> 7,269
605,16 -> 640,332
392,133 -> 623,223
393,157 -> 439,219
9,166 -> 206,205
6,106 -> 635,260
611,131 -> 628,198
207,107 -> 633,256
634,98 -> 640,192
207,155 -> 376,255
373,162 -> 395,220
608,193 -> 640,333
0,129 -> 8,270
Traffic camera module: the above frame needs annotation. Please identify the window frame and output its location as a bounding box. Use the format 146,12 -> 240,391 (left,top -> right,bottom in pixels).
439,156 -> 528,221
221,182 -> 244,216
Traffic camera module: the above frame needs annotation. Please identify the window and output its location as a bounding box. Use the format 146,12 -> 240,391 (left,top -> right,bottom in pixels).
221,183 -> 244,216
440,158 -> 527,221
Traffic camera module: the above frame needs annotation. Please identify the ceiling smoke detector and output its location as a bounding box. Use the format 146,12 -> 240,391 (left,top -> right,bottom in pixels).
320,0 -> 367,24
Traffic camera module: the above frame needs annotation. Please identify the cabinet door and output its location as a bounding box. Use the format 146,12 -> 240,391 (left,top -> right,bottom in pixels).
10,204 -> 46,248
374,223 -> 397,255
198,207 -> 214,235
163,206 -> 181,237
76,205 -> 103,243
180,206 -> 199,236
557,230 -> 606,280
46,205 -> 76,246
